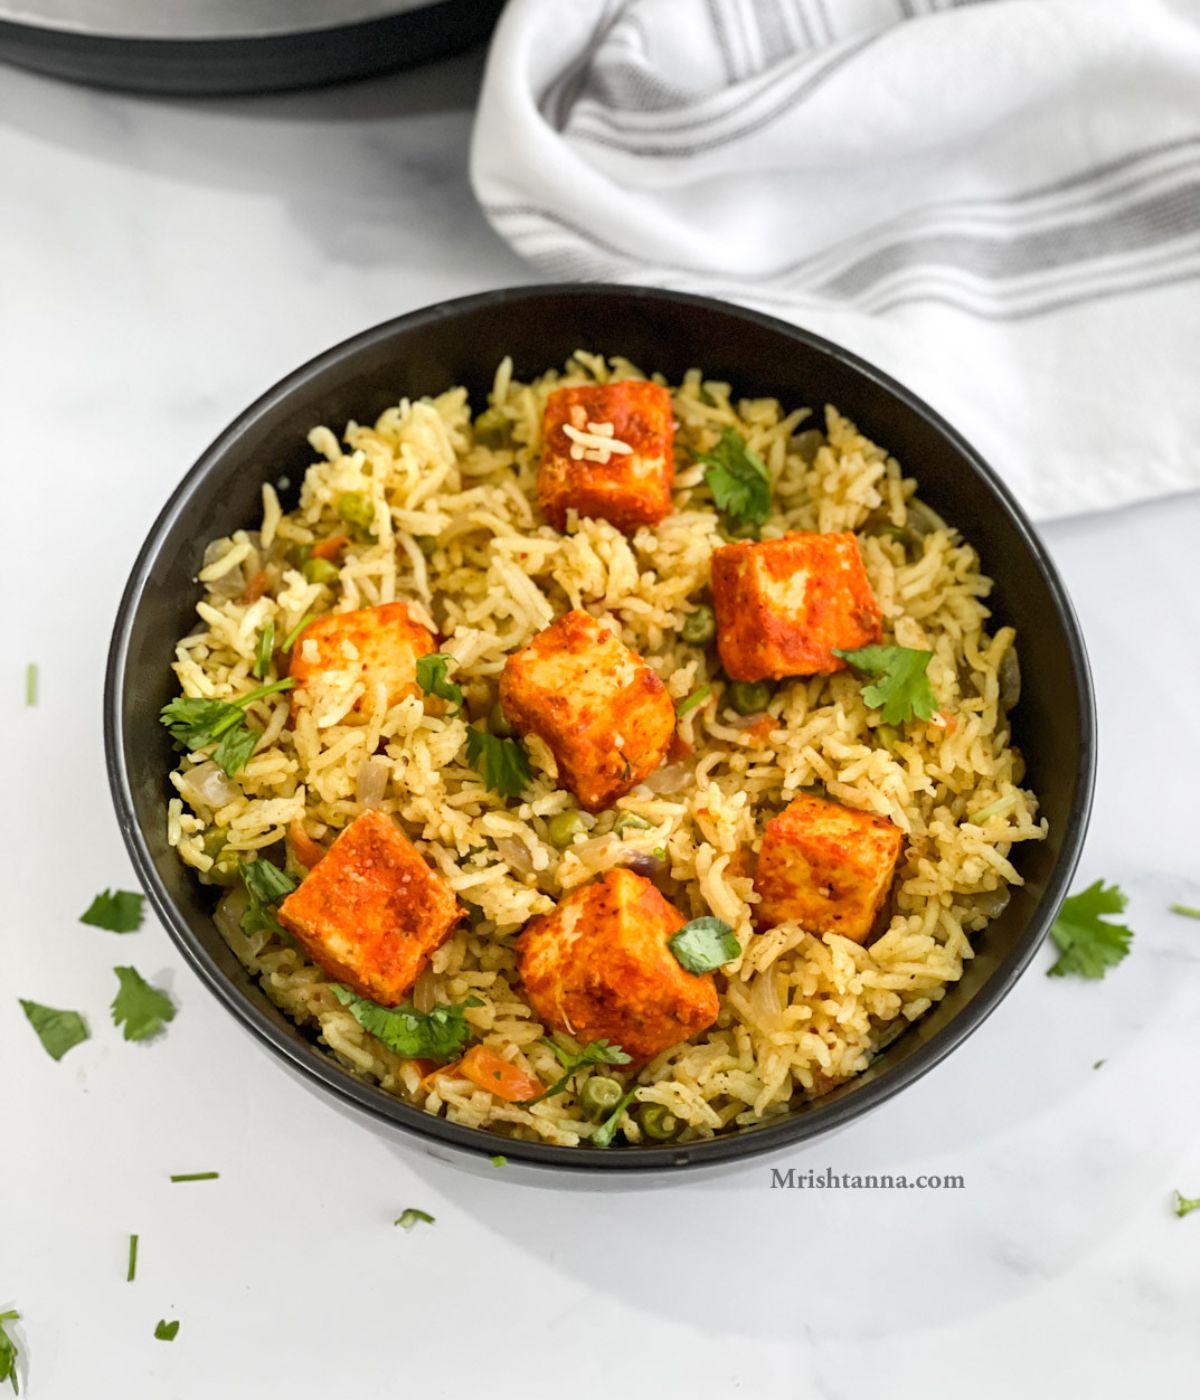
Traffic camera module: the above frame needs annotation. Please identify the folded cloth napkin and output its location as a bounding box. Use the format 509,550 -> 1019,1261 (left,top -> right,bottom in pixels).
471,0 -> 1200,520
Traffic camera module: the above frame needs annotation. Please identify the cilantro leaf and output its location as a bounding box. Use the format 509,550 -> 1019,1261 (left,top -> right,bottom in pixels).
19,999 -> 89,1061
330,986 -> 482,1061
154,1319 -> 180,1342
519,1036 -> 632,1107
834,644 -> 937,725
239,859 -> 296,938
252,621 -> 275,680
694,429 -> 771,531
416,652 -> 464,713
80,888 -> 145,933
111,966 -> 176,1041
1047,881 -> 1133,979
466,726 -> 532,798
158,677 -> 295,777
668,917 -> 740,974
1174,1190 -> 1200,1219
489,1155 -> 507,1168
591,1086 -> 639,1148
394,1208 -> 435,1230
241,859 -> 296,906
0,1308 -> 20,1394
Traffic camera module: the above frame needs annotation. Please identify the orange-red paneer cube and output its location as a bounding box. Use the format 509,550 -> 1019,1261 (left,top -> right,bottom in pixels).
278,809 -> 462,1005
499,610 -> 676,812
289,601 -> 435,720
518,868 -> 719,1063
711,532 -> 882,681
754,793 -> 903,944
539,380 -> 675,535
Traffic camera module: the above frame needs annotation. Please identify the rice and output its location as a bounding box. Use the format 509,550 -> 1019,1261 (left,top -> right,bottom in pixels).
165,353 -> 1045,1147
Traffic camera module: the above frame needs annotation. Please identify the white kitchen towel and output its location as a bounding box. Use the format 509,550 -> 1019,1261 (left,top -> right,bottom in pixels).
471,0 -> 1200,520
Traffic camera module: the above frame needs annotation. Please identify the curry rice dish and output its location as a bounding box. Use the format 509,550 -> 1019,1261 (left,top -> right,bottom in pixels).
161,353 -> 1044,1148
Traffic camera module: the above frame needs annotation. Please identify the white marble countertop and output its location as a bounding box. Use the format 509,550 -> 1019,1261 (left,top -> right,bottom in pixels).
4,48 -> 1199,1400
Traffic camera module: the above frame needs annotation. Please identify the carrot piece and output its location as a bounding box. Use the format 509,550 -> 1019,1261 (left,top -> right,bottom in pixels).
239,568 -> 272,603
287,818 -> 327,871
309,534 -> 349,561
458,1045 -> 543,1103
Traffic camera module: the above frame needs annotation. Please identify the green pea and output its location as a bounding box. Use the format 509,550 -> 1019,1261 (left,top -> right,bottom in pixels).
415,535 -> 439,557
489,700 -> 515,737
474,406 -> 512,449
546,810 -> 587,848
639,1104 -> 680,1141
579,1075 -> 624,1120
302,557 -> 340,585
792,428 -> 826,465
198,829 -> 240,887
336,491 -> 375,531
681,605 -> 716,646
728,679 -> 771,715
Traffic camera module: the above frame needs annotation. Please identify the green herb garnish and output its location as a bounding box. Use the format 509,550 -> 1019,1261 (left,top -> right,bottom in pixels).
169,1172 -> 219,1183
239,859 -> 297,938
24,663 -> 36,707
330,986 -> 482,1061
280,613 -> 315,653
1170,903 -> 1200,919
159,677 -> 295,777
694,428 -> 771,531
111,967 -> 176,1041
466,726 -> 532,798
80,888 -> 145,933
489,1155 -> 507,1168
519,1037 -> 632,1107
675,684 -> 712,718
591,1086 -> 639,1148
1047,881 -> 1133,980
834,644 -> 937,725
126,1233 -> 138,1282
394,1208 -> 435,1231
613,812 -> 653,836
416,652 -> 464,713
668,917 -> 740,974
1174,1190 -> 1200,1219
252,620 -> 275,679
19,999 -> 89,1061
0,1308 -> 20,1394
154,1319 -> 180,1342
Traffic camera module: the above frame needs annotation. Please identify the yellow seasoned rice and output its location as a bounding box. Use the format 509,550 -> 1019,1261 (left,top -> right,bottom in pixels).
165,353 -> 1045,1147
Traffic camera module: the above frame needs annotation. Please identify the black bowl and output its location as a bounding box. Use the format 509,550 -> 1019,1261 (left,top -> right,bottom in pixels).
104,284 -> 1096,1176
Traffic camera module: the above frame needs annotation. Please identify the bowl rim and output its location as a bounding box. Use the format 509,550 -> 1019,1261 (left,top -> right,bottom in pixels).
103,282 -> 1097,1173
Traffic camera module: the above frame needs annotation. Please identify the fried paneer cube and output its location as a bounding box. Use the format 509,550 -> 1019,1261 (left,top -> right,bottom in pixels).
711,532 -> 882,681
278,809 -> 461,1005
754,793 -> 903,943
518,868 -> 719,1063
539,380 -> 675,534
499,610 -> 675,812
289,601 -> 435,721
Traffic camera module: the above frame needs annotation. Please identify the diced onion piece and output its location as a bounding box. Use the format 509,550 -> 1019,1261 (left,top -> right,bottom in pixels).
179,761 -> 239,810
355,756 -> 390,810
